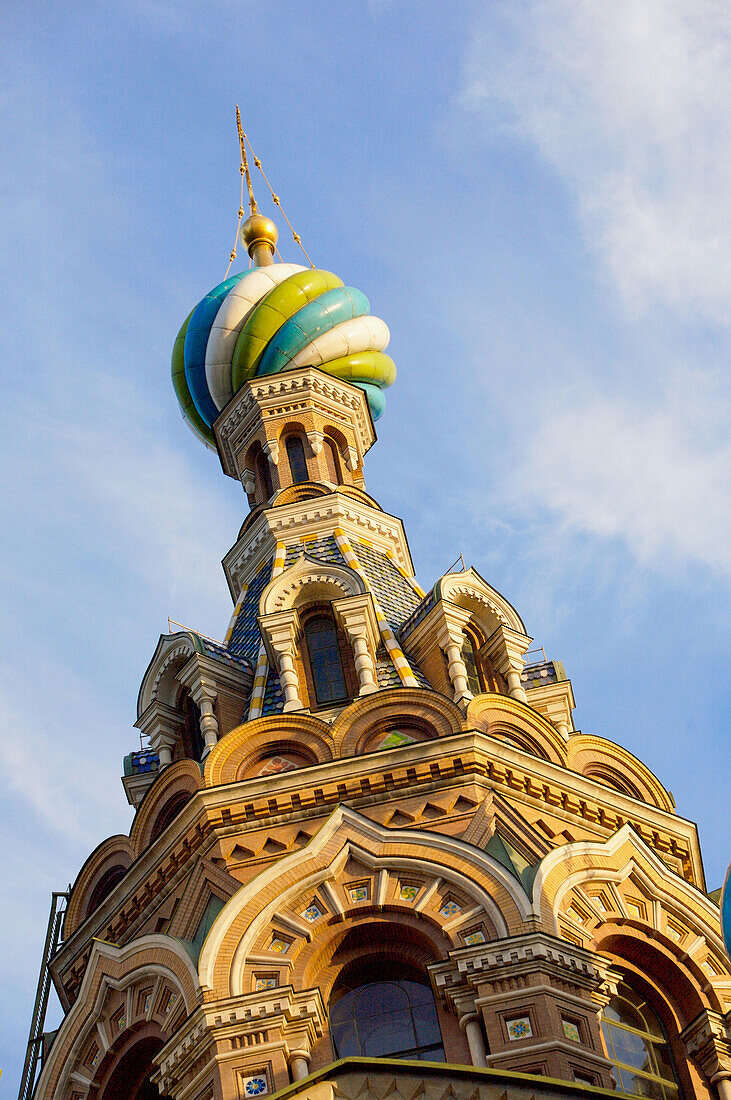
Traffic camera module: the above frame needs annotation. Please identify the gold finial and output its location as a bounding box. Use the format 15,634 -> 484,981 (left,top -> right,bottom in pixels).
236,106 -> 278,266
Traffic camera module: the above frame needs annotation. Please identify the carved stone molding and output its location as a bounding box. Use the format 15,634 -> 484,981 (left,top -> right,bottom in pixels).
682,1009 -> 731,1084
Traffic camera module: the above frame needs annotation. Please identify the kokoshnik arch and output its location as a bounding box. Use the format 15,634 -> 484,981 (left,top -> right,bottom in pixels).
21,133 -> 731,1100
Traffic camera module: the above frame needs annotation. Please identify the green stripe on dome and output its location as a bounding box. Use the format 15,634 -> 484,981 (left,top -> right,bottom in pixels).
231,269 -> 343,389
322,351 -> 396,388
171,310 -> 216,448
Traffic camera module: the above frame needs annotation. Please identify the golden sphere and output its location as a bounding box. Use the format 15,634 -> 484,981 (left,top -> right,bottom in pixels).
240,213 -> 278,255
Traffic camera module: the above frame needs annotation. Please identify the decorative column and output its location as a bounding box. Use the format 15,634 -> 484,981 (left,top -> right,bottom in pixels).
259,609 -> 304,712
435,604 -> 474,707
289,1051 -> 311,1081
306,430 -> 323,456
460,1012 -> 488,1067
333,593 -> 380,696
178,659 -> 222,755
189,680 -> 220,755
483,624 -> 533,704
263,437 -> 280,467
134,700 -> 181,769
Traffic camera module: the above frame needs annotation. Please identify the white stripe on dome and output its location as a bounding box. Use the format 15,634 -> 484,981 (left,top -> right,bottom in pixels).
289,315 -> 390,369
205,263 -> 306,411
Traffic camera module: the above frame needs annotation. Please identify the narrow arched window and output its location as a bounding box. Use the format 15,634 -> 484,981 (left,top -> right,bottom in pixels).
304,614 -> 348,706
461,626 -> 501,694
255,448 -> 273,502
323,438 -> 341,484
330,975 -> 444,1061
600,978 -> 681,1098
286,435 -> 308,484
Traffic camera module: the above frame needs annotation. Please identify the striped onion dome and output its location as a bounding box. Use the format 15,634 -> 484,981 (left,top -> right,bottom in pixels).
172,264 -> 395,448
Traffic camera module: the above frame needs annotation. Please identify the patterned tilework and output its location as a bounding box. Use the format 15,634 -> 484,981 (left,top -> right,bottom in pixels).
399,587 -> 437,639
352,542 -> 422,631
334,529 -> 420,688
223,583 -> 249,645
228,560 -> 273,659
261,666 -> 285,716
521,660 -> 559,690
197,636 -> 252,673
286,534 -> 344,567
123,750 -> 159,776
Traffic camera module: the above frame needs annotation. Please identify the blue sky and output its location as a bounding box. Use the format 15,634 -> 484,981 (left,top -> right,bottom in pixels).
2,1 -> 730,1088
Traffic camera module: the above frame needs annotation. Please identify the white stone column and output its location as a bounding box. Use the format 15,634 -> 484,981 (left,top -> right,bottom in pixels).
333,594 -> 380,696
289,1052 -> 310,1081
135,701 -> 181,770
190,680 -> 220,754
460,1013 -> 488,1067
435,604 -> 475,707
259,609 -> 304,712
483,624 -> 533,704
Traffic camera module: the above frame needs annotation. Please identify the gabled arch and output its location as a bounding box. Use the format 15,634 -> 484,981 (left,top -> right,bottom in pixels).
259,553 -> 366,616
436,567 -> 527,636
533,824 -> 729,973
32,935 -> 199,1100
136,632 -> 203,718
198,805 -> 534,998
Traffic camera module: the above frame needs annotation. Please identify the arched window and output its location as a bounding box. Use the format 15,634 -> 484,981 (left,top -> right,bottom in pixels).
286,434 -> 308,484
323,437 -> 341,484
461,626 -> 499,694
150,790 -> 193,842
254,445 -> 273,502
178,690 -> 204,762
87,865 -> 127,915
303,614 -> 349,706
330,965 -> 444,1062
600,978 -> 681,1099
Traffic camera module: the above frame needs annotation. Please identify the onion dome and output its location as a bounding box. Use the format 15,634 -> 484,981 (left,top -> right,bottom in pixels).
172,262 -> 395,448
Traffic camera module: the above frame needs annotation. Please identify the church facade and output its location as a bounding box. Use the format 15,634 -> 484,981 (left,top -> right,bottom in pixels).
27,204 -> 731,1100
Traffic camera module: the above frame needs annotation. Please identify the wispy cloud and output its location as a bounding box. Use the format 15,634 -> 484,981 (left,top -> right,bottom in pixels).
461,0 -> 731,322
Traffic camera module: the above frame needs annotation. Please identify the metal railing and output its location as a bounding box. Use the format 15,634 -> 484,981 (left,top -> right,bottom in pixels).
18,891 -> 68,1100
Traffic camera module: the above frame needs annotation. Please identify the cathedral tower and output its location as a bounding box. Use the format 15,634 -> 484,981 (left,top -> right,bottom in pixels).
22,142 -> 731,1100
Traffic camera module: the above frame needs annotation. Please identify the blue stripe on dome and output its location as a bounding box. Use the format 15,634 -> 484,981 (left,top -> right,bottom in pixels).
184,272 -> 247,426
256,286 -> 370,377
355,381 -> 386,420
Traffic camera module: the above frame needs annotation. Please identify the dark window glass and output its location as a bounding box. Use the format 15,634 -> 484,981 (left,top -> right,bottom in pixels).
256,450 -> 273,501
601,981 -> 681,1099
286,435 -> 308,484
330,980 -> 444,1062
462,635 -> 483,695
305,616 -> 348,705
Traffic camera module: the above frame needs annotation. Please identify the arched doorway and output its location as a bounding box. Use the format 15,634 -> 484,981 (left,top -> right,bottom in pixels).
98,1035 -> 168,1100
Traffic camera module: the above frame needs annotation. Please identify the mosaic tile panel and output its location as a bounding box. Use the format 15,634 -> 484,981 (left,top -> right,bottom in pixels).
463,930 -> 486,946
241,1075 -> 269,1097
439,899 -> 461,918
562,1019 -> 581,1043
261,666 -> 285,716
302,903 -> 323,922
506,1017 -> 533,1041
399,884 -> 419,902
255,977 -> 277,991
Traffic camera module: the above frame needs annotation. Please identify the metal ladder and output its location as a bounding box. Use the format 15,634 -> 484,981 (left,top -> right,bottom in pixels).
18,891 -> 69,1100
